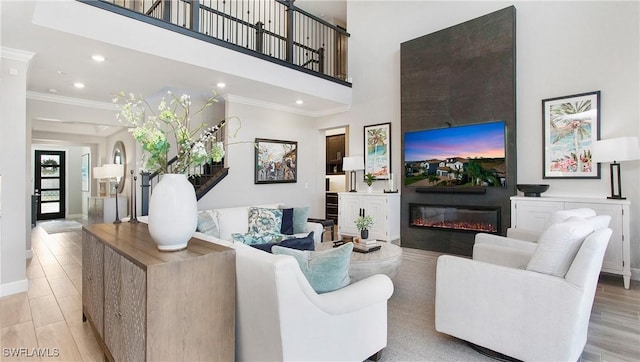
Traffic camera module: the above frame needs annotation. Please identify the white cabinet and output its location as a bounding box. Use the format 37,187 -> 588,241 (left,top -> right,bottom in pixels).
338,192 -> 400,242
88,196 -> 127,224
511,196 -> 631,289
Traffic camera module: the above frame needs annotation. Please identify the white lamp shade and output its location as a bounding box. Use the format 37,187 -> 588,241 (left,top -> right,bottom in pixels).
102,163 -> 124,179
343,156 -> 365,171
592,137 -> 640,163
92,166 -> 104,179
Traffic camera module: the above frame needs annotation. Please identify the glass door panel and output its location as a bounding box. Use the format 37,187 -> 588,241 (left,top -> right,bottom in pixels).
35,150 -> 66,220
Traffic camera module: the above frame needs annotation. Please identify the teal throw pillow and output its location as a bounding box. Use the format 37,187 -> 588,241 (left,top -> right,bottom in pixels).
248,207 -> 283,234
196,210 -> 220,238
272,242 -> 352,293
231,231 -> 286,245
292,206 -> 310,234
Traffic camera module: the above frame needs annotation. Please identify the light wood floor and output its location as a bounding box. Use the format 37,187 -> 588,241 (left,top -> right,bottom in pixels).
1,225 -> 639,361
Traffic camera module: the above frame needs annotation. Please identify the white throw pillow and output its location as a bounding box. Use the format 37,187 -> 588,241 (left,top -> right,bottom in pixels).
526,219 -> 595,277
565,215 -> 611,230
215,206 -> 250,241
550,208 -> 596,225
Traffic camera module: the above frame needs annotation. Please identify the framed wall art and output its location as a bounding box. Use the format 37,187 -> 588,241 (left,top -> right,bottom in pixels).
81,153 -> 90,191
255,138 -> 298,184
364,122 -> 391,180
542,91 -> 600,179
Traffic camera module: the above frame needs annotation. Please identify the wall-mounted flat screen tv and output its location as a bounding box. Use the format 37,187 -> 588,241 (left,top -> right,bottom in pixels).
404,120 -> 506,188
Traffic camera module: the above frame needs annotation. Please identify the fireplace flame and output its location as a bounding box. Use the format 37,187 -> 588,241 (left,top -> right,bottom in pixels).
411,219 -> 497,233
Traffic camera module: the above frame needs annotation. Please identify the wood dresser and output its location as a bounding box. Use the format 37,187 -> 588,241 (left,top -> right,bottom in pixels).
82,222 -> 236,361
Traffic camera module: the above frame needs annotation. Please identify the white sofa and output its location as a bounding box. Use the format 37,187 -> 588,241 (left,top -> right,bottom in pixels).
205,203 -> 324,245
192,230 -> 395,361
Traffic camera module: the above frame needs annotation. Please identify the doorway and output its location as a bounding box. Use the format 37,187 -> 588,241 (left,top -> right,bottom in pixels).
35,150 -> 66,220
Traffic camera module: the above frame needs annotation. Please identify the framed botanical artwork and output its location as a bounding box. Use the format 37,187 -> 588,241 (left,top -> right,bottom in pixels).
255,138 -> 298,184
364,122 -> 391,180
81,153 -> 90,191
542,91 -> 601,179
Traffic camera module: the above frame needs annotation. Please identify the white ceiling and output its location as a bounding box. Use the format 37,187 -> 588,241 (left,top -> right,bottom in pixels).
1,0 -> 347,140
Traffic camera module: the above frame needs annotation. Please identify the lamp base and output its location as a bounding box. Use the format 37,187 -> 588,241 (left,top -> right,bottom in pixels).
348,170 -> 358,193
607,196 -> 626,200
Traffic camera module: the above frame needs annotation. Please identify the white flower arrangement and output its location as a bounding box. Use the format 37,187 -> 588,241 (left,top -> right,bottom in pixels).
355,215 -> 374,231
114,90 -> 230,175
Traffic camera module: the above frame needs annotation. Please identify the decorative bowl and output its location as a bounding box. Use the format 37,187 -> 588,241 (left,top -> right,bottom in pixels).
516,184 -> 549,197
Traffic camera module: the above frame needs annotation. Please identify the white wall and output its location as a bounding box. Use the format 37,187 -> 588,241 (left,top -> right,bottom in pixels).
198,100 -> 325,218
0,48 -> 32,296
317,2 -> 640,273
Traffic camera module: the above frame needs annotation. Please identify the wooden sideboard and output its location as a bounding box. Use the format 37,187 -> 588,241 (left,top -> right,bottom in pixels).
338,192 -> 401,242
82,223 -> 236,361
88,196 -> 128,224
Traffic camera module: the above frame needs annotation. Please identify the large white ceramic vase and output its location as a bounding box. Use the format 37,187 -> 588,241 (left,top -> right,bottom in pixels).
148,173 -> 197,251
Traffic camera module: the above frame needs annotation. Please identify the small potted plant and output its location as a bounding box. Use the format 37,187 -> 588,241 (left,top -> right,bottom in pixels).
355,214 -> 374,239
365,173 -> 375,193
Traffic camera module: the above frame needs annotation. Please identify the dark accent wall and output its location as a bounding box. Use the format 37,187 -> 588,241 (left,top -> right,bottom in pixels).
400,6 -> 517,256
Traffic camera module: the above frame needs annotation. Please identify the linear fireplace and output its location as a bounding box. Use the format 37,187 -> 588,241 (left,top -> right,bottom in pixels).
409,203 -> 500,234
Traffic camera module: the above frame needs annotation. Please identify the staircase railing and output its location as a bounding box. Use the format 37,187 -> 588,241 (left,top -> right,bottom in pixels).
80,0 -> 350,85
140,118 -> 227,216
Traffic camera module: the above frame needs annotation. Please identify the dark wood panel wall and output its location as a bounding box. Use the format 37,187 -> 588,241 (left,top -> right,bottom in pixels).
400,6 -> 517,255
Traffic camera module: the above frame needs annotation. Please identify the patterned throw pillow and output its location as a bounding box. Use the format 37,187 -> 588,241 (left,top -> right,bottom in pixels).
248,207 -> 283,234
196,210 -> 220,238
231,231 -> 286,245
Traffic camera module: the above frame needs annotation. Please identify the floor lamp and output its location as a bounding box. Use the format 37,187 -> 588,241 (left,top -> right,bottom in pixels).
343,156 -> 364,192
592,137 -> 640,200
102,163 -> 125,223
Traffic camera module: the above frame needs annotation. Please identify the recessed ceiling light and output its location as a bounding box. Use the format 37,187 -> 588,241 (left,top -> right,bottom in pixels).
92,54 -> 105,62
48,88 -> 58,93
56,70 -> 65,75
216,82 -> 226,88
296,99 -> 303,105
73,82 -> 85,89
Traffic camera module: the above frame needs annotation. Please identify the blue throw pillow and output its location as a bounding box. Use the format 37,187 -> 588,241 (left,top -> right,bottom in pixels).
280,208 -> 294,235
251,232 -> 315,253
292,206 -> 310,234
272,241 -> 352,293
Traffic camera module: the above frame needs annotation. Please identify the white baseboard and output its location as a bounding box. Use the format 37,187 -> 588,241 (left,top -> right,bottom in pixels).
0,278 -> 28,297
25,249 -> 33,259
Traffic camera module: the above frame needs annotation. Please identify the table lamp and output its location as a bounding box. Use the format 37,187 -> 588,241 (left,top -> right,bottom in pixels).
92,166 -> 106,197
592,136 -> 640,199
343,156 -> 364,192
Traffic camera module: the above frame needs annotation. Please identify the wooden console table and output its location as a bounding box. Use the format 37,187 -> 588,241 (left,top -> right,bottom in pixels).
82,223 -> 236,361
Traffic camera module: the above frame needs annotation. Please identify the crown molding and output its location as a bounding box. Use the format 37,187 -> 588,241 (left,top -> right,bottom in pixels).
0,47 -> 35,63
223,94 -> 350,117
27,91 -> 118,111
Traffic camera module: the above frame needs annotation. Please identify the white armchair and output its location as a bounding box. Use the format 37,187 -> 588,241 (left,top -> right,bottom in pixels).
193,231 -> 394,361
435,217 -> 612,361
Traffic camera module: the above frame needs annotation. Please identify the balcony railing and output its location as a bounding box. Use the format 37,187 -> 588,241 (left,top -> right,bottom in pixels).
81,0 -> 350,85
